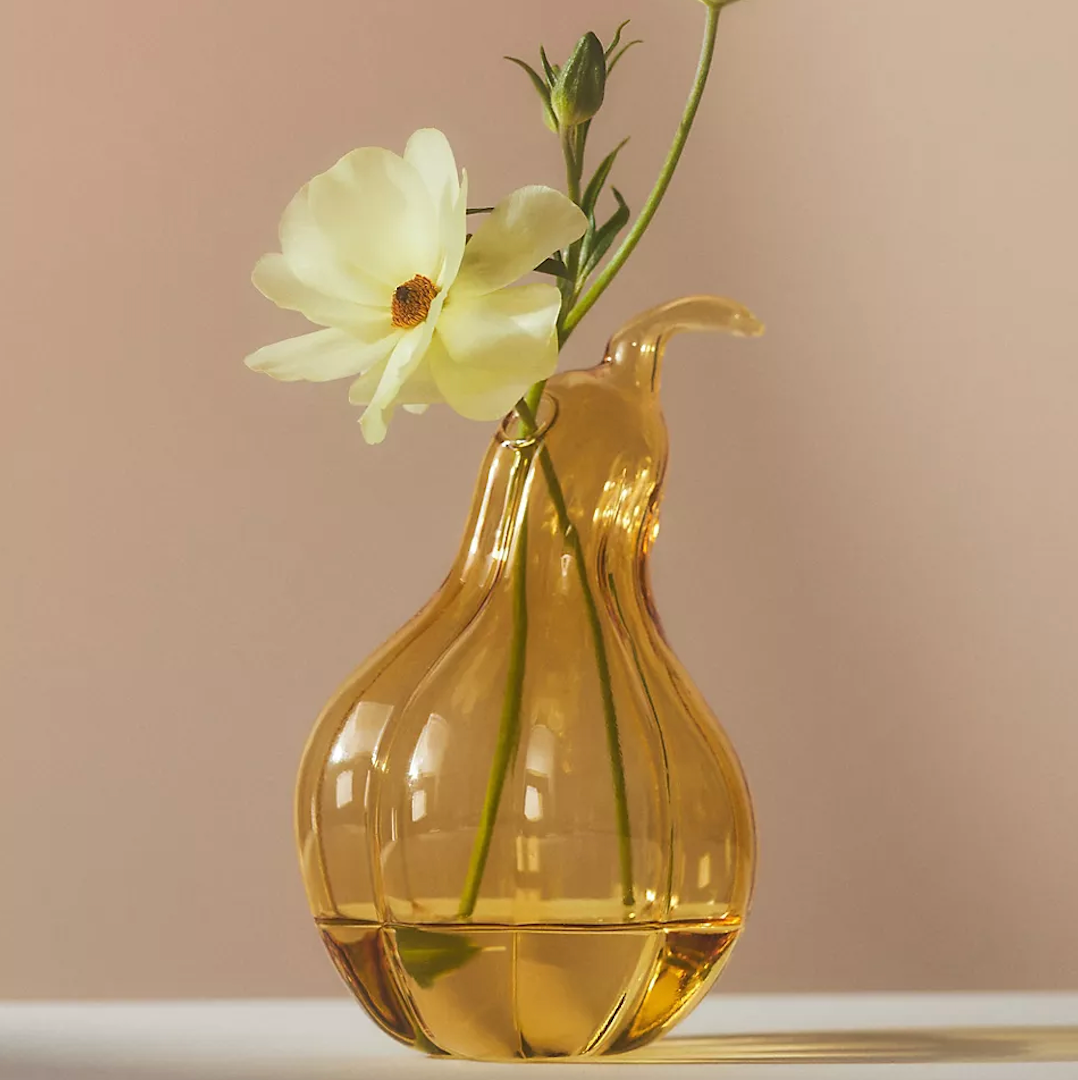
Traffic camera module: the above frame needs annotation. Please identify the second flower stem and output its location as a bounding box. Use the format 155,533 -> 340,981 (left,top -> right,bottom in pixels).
516,397 -> 635,908
456,388 -> 635,916
453,0 -> 735,919
561,2 -> 723,341
457,494 -> 530,919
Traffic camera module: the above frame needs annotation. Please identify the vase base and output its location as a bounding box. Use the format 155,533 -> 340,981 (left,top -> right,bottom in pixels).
317,916 -> 741,1060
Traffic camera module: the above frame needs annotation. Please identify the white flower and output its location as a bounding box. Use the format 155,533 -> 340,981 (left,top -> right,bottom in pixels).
245,129 -> 587,443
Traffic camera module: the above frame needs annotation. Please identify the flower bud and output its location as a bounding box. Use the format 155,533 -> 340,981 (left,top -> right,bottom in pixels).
550,32 -> 606,129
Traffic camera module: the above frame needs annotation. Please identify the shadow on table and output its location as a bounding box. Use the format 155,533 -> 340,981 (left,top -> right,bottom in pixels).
628,1025 -> 1078,1065
7,1027 -> 1078,1078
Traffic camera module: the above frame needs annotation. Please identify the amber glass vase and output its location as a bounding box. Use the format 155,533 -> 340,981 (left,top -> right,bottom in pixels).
296,296 -> 761,1060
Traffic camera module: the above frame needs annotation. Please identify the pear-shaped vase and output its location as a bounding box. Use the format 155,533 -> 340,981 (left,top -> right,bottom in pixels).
296,297 -> 761,1060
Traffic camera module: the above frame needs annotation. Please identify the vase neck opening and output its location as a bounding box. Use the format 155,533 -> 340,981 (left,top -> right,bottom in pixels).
497,392 -> 558,447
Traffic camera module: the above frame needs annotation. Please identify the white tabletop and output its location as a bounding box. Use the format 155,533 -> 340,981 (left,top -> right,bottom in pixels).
2,994 -> 1076,1080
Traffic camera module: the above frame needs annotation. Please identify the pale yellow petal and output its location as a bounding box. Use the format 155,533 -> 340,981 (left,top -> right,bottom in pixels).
355,292 -> 445,442
307,147 -> 439,288
437,170 -> 468,292
396,353 -> 445,407
356,336 -> 423,444
347,363 -> 386,407
404,129 -> 466,292
349,354 -> 443,409
252,254 -> 391,334
429,284 -> 560,420
437,282 -> 561,368
245,326 -> 400,383
404,128 -> 460,213
453,186 -> 587,297
278,185 -> 389,306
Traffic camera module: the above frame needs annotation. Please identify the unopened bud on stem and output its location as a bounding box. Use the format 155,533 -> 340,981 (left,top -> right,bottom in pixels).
551,32 -> 606,129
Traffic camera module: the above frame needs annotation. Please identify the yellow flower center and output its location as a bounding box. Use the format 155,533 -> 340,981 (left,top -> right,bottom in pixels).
391,274 -> 439,329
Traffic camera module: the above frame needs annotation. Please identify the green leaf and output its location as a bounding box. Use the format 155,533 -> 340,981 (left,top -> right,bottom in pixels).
505,56 -> 548,99
394,927 -> 481,990
607,39 -> 643,76
505,56 -> 558,131
581,137 -> 629,219
605,19 -> 632,60
557,269 -> 575,309
580,187 -> 630,282
577,211 -> 599,282
534,254 -> 572,279
539,45 -> 557,86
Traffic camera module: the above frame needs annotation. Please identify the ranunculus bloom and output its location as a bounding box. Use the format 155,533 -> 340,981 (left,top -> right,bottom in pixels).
245,129 -> 587,443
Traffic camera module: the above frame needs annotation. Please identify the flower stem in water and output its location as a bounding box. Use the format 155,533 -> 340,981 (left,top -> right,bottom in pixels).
456,391 -> 635,916
456,493 -> 530,919
452,0 -> 740,917
517,397 -> 635,908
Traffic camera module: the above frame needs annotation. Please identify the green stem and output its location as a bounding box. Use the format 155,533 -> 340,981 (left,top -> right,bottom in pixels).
516,399 -> 635,907
459,0 -> 728,910
561,2 -> 723,341
522,379 -> 545,418
562,128 -> 582,206
457,496 -> 530,919
561,127 -> 586,298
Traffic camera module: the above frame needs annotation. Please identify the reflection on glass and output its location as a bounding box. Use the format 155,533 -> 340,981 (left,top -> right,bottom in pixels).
335,770 -> 353,809
697,853 -> 711,889
524,724 -> 555,778
408,714 -> 449,781
524,785 -> 543,822
330,701 -> 393,765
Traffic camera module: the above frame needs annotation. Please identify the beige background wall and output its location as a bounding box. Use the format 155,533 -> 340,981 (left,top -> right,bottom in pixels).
3,0 -> 1076,998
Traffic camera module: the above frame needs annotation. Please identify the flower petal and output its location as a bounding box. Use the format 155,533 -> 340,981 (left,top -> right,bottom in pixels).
245,326 -> 400,383
404,129 -> 466,292
349,353 -> 443,409
397,353 -> 444,407
429,283 -> 560,420
438,170 -> 468,292
404,128 -> 460,215
307,147 -> 440,288
354,292 -> 445,443
252,254 -> 392,335
453,186 -> 587,298
278,185 -> 389,306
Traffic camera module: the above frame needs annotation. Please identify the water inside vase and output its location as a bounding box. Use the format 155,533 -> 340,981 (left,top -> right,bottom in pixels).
317,914 -> 741,1059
